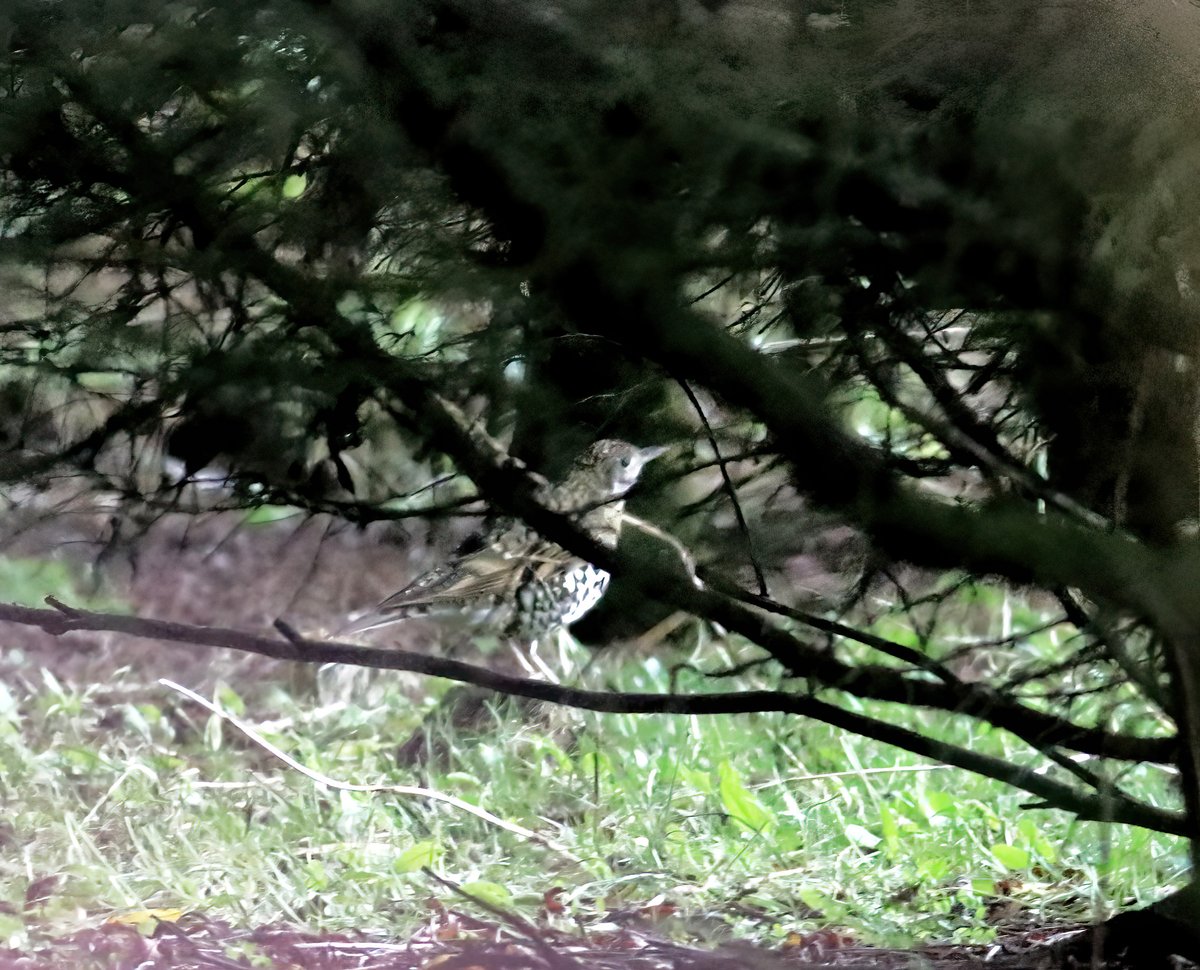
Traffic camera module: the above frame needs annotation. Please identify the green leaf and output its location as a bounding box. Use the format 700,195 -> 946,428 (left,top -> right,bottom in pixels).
576,751 -> 612,778
923,790 -> 957,817
394,840 -> 441,873
0,912 -> 25,943
281,173 -> 307,199
917,856 -> 951,881
244,504 -> 299,525
0,558 -> 80,606
991,843 -> 1031,870
678,765 -> 713,794
214,683 -> 245,717
303,861 -> 330,891
121,704 -> 154,741
798,888 -> 847,921
1018,817 -> 1058,863
461,881 -> 512,908
384,298 -> 446,354
718,761 -> 774,832
76,371 -> 132,393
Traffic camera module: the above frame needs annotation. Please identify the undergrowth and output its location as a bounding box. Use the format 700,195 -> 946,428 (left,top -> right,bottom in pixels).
0,620 -> 1187,951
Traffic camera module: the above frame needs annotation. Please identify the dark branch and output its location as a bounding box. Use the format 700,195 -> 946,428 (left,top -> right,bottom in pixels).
0,599 -> 1183,836
47,50 -> 1177,768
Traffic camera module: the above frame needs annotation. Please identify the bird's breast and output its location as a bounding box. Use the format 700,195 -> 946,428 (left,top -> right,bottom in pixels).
557,564 -> 611,626
508,561 -> 611,638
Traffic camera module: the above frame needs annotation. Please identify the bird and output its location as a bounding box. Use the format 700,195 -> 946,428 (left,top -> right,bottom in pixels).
342,439 -> 668,644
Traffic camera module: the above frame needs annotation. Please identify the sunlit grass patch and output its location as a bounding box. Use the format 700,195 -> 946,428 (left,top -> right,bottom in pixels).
0,633 -> 1187,950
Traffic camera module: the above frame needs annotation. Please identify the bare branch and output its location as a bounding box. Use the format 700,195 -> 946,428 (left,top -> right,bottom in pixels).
0,599 -> 1184,835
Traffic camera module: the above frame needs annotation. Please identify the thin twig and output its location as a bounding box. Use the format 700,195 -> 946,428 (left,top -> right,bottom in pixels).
676,376 -> 769,596
422,868 -> 579,969
158,678 -> 577,858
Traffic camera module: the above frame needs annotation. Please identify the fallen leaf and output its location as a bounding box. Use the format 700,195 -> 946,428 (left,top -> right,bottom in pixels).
108,909 -> 186,927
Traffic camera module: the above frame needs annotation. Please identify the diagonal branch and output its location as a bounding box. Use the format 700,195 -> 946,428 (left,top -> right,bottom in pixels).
368,390 -> 1177,766
299,0 -> 1200,641
0,599 -> 1183,836
48,55 -> 1177,768
675,375 -> 769,596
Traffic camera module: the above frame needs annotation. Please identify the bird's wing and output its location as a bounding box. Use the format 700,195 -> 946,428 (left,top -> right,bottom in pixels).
340,538 -> 579,634
380,549 -> 526,608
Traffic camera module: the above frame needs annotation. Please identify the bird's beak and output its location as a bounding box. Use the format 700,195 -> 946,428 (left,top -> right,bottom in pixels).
639,445 -> 669,463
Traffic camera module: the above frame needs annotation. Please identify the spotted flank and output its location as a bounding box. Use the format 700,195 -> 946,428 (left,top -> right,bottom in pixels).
341,440 -> 665,642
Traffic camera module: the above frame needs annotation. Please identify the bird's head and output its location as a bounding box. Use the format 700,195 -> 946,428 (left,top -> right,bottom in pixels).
570,439 -> 668,499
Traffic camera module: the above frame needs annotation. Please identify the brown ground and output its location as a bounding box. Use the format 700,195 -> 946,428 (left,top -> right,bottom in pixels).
0,909 -> 1115,970
0,505 -> 461,699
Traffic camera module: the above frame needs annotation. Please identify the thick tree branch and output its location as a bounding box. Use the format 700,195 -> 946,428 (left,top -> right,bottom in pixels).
373,390 -> 1177,766
300,0 -> 1200,638
48,42 -> 1179,768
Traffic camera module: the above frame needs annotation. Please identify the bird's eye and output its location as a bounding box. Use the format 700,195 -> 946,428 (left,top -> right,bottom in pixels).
619,456 -> 632,468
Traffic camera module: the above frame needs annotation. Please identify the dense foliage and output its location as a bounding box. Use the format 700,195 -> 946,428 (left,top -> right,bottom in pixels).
3,0 -> 1200,931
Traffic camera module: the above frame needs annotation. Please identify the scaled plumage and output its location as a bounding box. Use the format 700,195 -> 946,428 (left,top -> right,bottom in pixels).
343,440 -> 666,641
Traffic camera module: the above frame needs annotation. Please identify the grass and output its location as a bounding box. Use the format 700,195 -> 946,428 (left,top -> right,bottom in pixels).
0,618 -> 1189,953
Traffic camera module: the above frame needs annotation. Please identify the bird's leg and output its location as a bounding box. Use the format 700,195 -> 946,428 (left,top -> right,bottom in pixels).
509,638 -> 538,676
524,637 -> 562,684
553,625 -> 580,674
509,638 -> 560,683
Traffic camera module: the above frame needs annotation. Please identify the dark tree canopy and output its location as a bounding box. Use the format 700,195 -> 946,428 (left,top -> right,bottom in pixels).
3,0 -> 1200,940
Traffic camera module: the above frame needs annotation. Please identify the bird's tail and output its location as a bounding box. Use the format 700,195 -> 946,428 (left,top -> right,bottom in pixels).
334,606 -> 413,638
